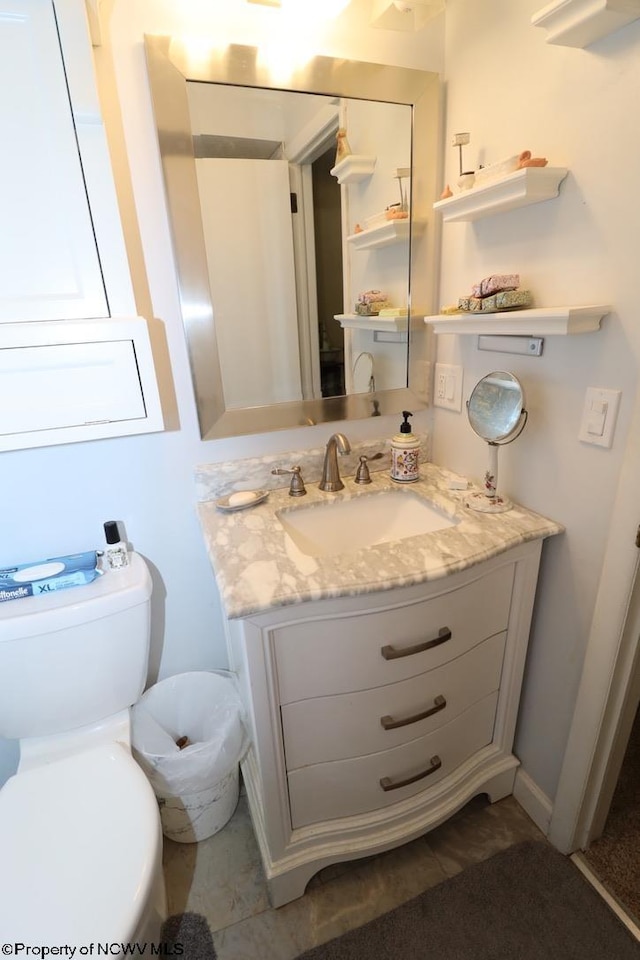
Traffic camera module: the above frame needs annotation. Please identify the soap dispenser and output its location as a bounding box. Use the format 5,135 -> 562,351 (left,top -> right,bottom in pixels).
390,411 -> 420,483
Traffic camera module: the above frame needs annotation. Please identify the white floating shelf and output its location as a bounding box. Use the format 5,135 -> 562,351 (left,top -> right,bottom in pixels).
531,0 -> 640,47
347,219 -> 418,250
330,155 -> 376,184
433,167 -> 569,222
337,313 -> 418,332
424,305 -> 611,335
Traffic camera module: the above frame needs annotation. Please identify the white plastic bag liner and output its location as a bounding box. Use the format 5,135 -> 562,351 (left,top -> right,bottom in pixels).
158,767 -> 240,844
131,671 -> 248,842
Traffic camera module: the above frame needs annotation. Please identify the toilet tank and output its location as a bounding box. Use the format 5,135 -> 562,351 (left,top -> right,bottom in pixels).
0,552 -> 152,740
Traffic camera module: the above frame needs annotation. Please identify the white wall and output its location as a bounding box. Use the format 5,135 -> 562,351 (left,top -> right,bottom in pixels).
0,1 -> 443,785
342,98 -> 414,391
346,98 -> 413,311
10,0 -> 629,823
434,0 -> 640,800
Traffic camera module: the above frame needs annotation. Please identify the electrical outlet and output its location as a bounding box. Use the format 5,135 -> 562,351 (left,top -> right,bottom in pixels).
433,363 -> 463,411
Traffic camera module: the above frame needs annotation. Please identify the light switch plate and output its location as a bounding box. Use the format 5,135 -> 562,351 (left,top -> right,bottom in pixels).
434,363 -> 463,411
578,387 -> 621,448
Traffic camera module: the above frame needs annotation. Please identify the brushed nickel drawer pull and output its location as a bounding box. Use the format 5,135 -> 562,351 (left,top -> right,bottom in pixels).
381,627 -> 451,661
380,694 -> 447,730
379,755 -> 442,792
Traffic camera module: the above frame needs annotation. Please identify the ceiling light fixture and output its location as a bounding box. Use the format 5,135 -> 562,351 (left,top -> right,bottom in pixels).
247,0 -> 353,84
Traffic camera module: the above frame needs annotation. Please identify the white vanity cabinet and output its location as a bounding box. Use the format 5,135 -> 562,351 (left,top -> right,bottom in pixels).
225,539 -> 545,907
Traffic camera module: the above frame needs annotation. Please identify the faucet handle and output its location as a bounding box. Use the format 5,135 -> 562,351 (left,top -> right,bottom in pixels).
272,465 -> 307,497
355,456 -> 372,485
354,452 -> 383,484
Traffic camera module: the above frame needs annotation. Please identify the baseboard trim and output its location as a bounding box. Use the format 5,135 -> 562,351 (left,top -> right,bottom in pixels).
572,853 -> 640,942
513,768 -> 553,834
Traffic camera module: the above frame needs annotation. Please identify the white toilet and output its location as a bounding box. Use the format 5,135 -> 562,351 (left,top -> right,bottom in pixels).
0,552 -> 166,947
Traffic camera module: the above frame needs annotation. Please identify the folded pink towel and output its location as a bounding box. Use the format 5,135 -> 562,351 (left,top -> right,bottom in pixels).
357,290 -> 388,305
471,274 -> 520,298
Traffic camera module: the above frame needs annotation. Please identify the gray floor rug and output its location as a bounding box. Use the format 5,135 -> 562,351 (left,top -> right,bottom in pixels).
585,703 -> 640,921
295,840 -> 640,960
161,912 -> 216,959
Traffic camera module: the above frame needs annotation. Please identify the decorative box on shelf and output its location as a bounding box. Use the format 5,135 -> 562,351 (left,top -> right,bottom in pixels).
424,305 -> 611,336
433,167 -> 569,222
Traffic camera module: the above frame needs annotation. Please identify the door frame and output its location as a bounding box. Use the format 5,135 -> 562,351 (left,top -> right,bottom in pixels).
287,107 -> 339,402
549,388 -> 640,853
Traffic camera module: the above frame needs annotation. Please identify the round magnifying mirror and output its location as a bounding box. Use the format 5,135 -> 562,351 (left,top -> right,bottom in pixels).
465,371 -> 527,514
468,371 -> 526,442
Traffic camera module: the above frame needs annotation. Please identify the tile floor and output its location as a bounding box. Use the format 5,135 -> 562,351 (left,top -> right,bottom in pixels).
162,789 -> 546,960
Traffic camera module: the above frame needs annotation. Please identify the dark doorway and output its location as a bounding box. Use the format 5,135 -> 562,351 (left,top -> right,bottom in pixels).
312,146 -> 344,397
584,703 -> 640,922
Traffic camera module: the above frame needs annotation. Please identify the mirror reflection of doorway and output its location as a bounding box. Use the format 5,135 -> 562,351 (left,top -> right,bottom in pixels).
311,146 -> 344,397
196,155 -> 303,409
194,135 -> 345,405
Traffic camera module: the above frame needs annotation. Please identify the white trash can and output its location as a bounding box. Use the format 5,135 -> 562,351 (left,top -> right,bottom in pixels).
131,671 -> 247,843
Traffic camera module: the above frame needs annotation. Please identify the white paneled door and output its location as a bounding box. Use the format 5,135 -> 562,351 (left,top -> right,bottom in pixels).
196,157 -> 303,409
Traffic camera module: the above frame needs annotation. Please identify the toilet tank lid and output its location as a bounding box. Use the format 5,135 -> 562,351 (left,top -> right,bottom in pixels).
0,551 -> 152,642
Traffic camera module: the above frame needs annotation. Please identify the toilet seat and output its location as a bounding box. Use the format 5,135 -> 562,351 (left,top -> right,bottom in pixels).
0,741 -> 162,945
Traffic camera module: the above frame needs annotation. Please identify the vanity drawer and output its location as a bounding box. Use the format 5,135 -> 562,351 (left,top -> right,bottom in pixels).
282,631 -> 506,769
274,563 -> 514,703
288,692 -> 498,828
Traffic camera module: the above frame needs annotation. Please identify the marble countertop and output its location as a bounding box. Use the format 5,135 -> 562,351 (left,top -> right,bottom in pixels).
198,462 -> 563,620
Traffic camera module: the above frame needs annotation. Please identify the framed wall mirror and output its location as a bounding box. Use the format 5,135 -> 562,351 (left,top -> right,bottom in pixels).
144,36 -> 441,440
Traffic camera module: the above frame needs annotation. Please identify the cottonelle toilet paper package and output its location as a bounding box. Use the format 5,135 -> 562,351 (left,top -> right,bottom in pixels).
0,551 -> 101,603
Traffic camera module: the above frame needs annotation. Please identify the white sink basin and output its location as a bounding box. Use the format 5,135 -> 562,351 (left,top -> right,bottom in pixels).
277,489 -> 459,558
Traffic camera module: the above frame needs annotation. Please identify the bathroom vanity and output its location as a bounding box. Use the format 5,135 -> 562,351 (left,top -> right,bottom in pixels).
198,462 -> 562,906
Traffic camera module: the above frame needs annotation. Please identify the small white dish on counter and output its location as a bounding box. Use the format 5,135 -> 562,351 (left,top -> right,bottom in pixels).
215,490 -> 269,512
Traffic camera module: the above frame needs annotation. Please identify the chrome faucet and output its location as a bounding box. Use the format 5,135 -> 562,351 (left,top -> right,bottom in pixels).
319,433 -> 351,492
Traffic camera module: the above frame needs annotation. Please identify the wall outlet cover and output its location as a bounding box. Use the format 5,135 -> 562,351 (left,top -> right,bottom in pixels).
434,362 -> 463,411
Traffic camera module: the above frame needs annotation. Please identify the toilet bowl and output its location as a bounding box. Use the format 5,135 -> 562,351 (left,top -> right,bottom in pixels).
0,552 -> 166,947
0,740 -> 165,945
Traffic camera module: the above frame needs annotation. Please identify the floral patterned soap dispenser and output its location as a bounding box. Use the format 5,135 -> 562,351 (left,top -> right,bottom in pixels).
390,411 -> 420,483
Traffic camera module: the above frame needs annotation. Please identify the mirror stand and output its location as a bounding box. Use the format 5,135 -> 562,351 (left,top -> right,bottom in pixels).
465,440 -> 515,514
464,371 -> 528,514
